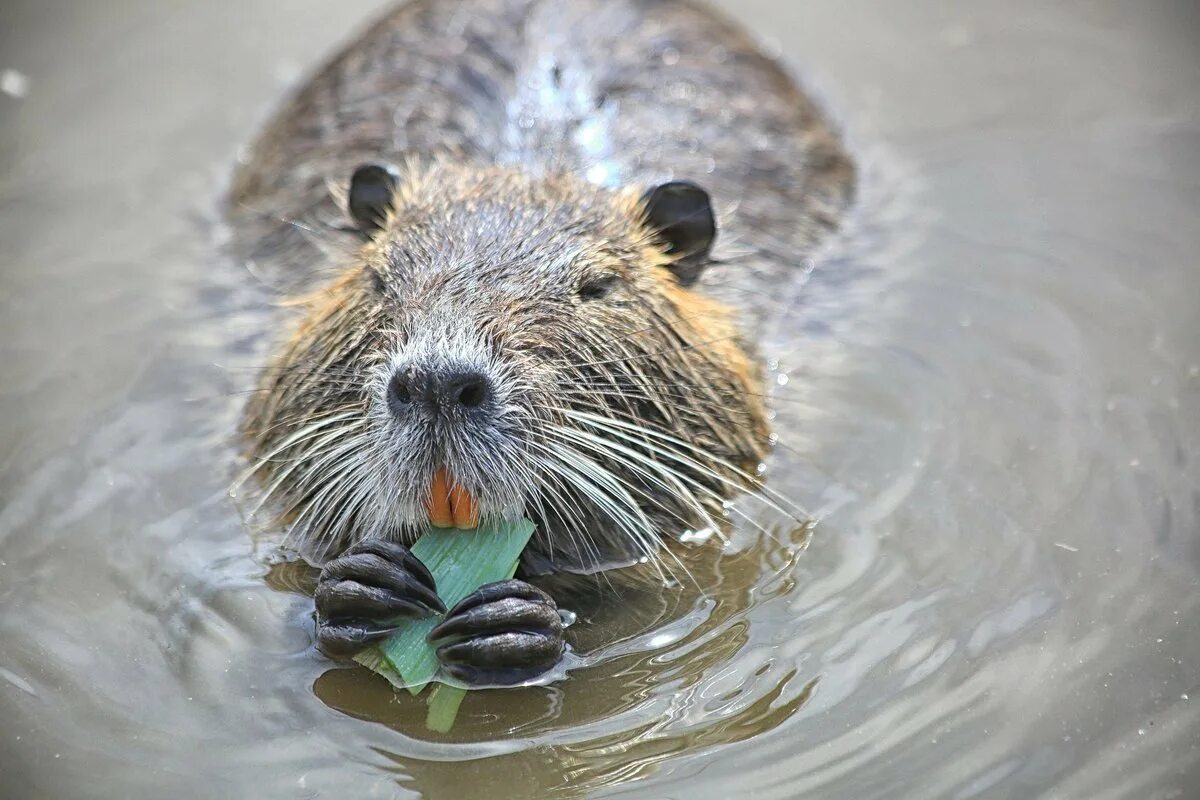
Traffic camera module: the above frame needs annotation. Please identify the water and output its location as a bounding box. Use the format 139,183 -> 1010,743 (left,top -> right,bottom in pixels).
2,1 -> 1199,797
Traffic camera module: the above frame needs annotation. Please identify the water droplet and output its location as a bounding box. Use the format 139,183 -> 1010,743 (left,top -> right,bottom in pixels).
755,462 -> 768,476
776,373 -> 789,386
1,69 -> 30,99
680,527 -> 717,544
660,47 -> 680,66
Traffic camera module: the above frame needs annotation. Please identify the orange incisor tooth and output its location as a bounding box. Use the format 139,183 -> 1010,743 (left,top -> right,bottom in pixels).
449,481 -> 479,530
426,468 -> 454,528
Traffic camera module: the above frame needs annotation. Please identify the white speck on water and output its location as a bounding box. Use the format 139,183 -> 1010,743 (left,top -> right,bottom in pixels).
661,47 -> 680,66
767,432 -> 779,445
1138,728 -> 1146,736
1,69 -> 30,99
1182,694 -> 1189,701
1188,364 -> 1199,378
1129,459 -> 1140,468
755,462 -> 768,476
1054,542 -> 1079,553
776,373 -> 789,386
958,314 -> 973,328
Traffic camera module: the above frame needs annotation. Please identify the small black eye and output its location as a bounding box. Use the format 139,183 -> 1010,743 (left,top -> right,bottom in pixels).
578,275 -> 618,301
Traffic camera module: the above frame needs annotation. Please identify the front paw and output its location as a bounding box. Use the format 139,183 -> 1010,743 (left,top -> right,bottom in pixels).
314,539 -> 446,658
427,579 -> 565,686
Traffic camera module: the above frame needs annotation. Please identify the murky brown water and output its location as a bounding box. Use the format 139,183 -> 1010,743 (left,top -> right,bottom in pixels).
2,1 -> 1199,798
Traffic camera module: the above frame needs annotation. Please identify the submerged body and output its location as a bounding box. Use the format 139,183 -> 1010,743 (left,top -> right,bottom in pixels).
230,0 -> 854,684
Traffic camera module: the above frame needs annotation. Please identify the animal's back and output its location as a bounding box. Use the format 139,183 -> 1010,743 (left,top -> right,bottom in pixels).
228,0 -> 854,316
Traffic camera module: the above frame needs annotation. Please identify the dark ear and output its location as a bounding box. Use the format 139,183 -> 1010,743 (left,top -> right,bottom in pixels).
348,163 -> 400,231
640,181 -> 716,286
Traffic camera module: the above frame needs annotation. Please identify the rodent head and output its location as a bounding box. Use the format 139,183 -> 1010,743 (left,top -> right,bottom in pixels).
243,161 -> 769,572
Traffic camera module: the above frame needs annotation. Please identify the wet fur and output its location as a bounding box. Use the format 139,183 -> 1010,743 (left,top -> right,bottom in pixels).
243,161 -> 769,573
230,0 -> 855,578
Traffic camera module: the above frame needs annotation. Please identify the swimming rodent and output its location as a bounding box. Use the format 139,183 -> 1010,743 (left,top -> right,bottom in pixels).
229,0 -> 854,686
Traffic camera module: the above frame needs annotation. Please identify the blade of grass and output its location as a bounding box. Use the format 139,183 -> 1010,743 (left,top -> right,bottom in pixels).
425,683 -> 468,733
353,518 -> 535,730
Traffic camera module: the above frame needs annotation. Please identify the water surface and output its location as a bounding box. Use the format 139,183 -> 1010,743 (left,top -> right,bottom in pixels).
1,1 -> 1198,797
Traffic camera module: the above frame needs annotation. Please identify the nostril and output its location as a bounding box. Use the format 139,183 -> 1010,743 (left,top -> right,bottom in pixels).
456,379 -> 489,410
453,374 -> 490,408
387,370 -> 414,412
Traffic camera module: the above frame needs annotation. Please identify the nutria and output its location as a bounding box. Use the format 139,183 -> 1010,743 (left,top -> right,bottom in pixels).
229,0 -> 854,686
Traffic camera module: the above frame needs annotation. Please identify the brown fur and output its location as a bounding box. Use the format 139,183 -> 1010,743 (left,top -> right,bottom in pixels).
230,0 -> 855,572
243,161 -> 769,569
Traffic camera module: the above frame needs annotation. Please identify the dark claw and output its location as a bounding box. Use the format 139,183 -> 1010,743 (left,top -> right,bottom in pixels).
350,539 -> 438,591
314,539 -> 444,660
438,663 -> 554,687
315,620 -> 397,658
428,579 -> 565,686
441,578 -> 553,617
428,596 -> 562,642
315,579 -> 437,621
319,552 -> 444,615
436,632 -> 564,686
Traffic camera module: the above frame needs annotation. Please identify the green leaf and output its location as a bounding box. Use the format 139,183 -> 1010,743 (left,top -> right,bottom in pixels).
425,684 -> 468,734
353,517 -> 535,729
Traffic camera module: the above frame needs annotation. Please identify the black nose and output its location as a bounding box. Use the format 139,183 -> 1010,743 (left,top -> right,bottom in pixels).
387,365 -> 494,418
